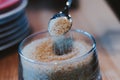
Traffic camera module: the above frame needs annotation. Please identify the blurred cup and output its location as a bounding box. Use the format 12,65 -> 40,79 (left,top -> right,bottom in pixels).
18,29 -> 102,80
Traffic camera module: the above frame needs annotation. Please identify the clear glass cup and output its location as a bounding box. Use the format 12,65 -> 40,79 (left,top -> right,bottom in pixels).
18,29 -> 102,80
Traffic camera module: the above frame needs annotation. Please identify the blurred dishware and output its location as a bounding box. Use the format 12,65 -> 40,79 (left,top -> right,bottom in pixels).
0,0 -> 30,51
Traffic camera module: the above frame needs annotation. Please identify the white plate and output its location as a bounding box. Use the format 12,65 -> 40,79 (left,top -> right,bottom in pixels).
0,11 -> 24,25
0,15 -> 27,33
0,22 -> 29,45
0,20 -> 28,39
0,0 -> 28,24
0,29 -> 30,51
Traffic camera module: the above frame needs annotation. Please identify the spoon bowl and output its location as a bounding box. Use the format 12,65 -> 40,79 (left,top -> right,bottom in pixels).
48,0 -> 73,35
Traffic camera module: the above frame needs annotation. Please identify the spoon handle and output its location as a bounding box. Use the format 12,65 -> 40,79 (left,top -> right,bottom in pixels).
63,0 -> 73,15
66,0 -> 73,8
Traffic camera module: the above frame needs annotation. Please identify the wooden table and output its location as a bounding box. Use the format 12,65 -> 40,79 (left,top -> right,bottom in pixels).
0,0 -> 120,80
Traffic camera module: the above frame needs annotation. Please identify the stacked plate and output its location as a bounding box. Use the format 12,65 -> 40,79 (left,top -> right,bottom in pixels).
0,0 -> 30,51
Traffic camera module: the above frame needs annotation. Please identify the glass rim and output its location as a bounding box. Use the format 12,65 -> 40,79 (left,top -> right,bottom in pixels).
18,29 -> 96,65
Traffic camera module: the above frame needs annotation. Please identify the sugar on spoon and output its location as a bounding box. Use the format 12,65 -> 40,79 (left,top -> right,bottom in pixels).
48,0 -> 73,36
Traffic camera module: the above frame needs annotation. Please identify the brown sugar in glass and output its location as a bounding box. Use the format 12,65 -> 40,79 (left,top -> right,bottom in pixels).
18,29 -> 102,80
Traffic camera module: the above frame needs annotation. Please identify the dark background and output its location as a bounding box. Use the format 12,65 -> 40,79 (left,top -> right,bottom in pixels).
106,0 -> 120,21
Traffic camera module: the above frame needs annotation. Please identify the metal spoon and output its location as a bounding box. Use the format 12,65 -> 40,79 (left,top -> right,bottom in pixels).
48,0 -> 73,55
48,0 -> 73,35
51,0 -> 72,21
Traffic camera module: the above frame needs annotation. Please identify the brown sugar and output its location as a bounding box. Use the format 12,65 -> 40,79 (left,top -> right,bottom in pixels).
49,17 -> 71,36
22,37 -> 91,62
